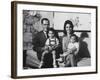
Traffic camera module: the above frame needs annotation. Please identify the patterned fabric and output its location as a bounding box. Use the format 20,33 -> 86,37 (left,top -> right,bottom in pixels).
45,37 -> 59,47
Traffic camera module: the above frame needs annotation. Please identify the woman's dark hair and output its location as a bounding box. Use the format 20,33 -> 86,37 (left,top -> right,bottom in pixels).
71,34 -> 79,42
63,20 -> 74,35
41,18 -> 50,25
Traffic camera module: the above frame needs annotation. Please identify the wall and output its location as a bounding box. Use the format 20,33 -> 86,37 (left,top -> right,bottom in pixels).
0,0 -> 100,80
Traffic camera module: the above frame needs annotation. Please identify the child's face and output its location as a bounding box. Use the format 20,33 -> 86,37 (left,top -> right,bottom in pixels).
48,31 -> 54,38
70,36 -> 76,43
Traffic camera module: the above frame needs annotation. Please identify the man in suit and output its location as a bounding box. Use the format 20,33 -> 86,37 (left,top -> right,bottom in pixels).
33,18 -> 50,62
33,18 -> 62,68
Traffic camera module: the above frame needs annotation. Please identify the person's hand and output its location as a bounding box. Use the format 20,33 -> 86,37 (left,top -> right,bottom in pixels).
48,46 -> 52,51
42,46 -> 48,50
52,45 -> 56,49
63,53 -> 66,56
45,46 -> 49,50
60,54 -> 63,56
63,49 -> 67,52
44,50 -> 49,54
67,49 -> 72,53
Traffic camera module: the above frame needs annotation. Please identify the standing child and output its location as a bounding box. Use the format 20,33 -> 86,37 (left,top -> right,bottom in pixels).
57,34 -> 79,67
39,28 -> 59,68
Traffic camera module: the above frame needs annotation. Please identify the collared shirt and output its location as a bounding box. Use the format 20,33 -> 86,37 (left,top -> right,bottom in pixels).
43,31 -> 47,38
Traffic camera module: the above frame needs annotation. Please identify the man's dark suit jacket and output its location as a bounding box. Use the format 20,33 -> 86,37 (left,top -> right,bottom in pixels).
33,31 -> 47,61
33,30 -> 63,68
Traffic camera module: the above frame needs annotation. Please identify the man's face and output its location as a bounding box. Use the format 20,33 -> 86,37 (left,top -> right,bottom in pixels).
42,20 -> 49,31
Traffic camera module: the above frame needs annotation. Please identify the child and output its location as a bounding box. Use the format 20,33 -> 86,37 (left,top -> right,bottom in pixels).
57,34 -> 79,67
39,28 -> 59,68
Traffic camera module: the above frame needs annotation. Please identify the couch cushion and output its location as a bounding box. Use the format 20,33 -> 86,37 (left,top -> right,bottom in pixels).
77,58 -> 91,67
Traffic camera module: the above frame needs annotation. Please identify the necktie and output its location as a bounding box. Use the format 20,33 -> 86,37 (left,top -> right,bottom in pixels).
44,31 -> 47,38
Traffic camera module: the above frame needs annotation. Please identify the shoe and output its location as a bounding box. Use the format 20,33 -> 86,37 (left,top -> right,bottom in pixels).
56,58 -> 63,62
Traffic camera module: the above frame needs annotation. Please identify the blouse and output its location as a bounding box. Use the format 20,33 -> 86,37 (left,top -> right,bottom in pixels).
62,35 -> 71,52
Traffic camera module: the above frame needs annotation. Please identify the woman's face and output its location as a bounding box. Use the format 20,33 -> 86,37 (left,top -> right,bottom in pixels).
65,24 -> 73,34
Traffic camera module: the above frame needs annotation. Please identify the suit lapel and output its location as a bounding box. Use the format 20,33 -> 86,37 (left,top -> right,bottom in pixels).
42,31 -> 47,39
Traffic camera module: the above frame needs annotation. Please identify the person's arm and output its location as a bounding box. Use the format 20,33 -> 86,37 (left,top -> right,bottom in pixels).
62,37 -> 67,52
74,42 -> 79,55
69,42 -> 79,55
51,38 -> 60,50
45,39 -> 49,46
53,38 -> 59,48
56,38 -> 59,46
45,39 -> 50,50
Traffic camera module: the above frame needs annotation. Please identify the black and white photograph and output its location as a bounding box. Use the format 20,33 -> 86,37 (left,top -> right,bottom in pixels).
23,10 -> 91,69
11,1 -> 97,78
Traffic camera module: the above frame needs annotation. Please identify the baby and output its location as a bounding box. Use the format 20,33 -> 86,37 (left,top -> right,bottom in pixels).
57,34 -> 79,67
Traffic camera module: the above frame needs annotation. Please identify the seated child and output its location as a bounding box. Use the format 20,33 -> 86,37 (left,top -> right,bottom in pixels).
57,34 -> 79,67
39,28 -> 59,68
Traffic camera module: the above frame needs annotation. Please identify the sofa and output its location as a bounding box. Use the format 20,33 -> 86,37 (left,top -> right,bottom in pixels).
25,31 -> 91,68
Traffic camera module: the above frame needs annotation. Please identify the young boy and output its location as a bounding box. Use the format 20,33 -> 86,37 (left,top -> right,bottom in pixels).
39,28 -> 59,68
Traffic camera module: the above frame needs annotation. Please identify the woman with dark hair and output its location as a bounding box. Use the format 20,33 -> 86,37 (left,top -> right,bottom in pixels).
63,20 -> 74,35
63,20 -> 74,52
58,20 -> 79,67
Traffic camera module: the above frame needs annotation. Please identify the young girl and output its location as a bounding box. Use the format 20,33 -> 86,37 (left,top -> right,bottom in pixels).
57,34 -> 79,67
39,28 -> 59,68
